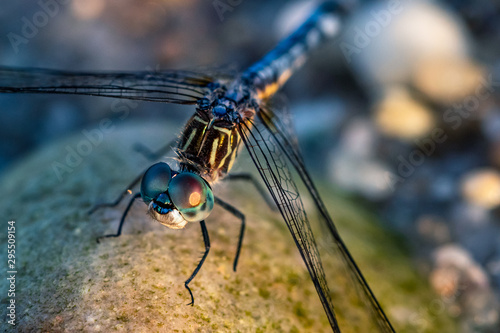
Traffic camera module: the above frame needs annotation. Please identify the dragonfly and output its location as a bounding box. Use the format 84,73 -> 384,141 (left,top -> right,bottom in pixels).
0,2 -> 395,332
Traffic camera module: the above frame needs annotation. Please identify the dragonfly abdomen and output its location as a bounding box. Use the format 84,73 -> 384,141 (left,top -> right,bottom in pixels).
241,2 -> 344,100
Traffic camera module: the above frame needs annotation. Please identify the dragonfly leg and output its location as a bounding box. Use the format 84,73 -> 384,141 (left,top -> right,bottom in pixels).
224,173 -> 277,211
133,138 -> 177,161
185,220 -> 210,306
88,172 -> 144,215
214,197 -> 245,272
89,139 -> 177,214
96,193 -> 141,243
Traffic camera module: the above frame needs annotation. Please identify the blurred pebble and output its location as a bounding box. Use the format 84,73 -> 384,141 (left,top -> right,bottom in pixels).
461,169 -> 500,209
330,118 -> 391,199
374,87 -> 435,140
329,150 -> 393,200
344,1 -> 470,90
72,0 -> 105,21
433,245 -> 482,277
339,117 -> 378,158
430,266 -> 459,297
413,58 -> 485,104
431,245 -> 490,298
416,215 -> 451,244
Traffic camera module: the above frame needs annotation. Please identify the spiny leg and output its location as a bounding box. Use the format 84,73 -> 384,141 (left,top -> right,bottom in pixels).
88,172 -> 144,215
185,220 -> 210,306
215,197 -> 245,272
133,138 -> 178,161
96,193 -> 141,243
224,173 -> 277,211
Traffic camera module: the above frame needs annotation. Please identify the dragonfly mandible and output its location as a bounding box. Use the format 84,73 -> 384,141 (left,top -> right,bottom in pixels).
0,2 -> 395,332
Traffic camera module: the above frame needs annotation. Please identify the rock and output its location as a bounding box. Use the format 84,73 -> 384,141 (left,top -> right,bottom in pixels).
343,0 -> 471,90
413,58 -> 485,104
329,150 -> 393,200
431,245 -> 499,330
374,87 -> 435,140
416,215 -> 451,245
0,121 -> 331,332
338,117 -> 378,159
0,121 -> 457,332
327,117 -> 395,200
71,0 -> 106,21
461,169 -> 500,208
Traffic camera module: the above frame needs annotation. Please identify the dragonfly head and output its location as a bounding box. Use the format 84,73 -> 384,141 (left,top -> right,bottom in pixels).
140,162 -> 214,229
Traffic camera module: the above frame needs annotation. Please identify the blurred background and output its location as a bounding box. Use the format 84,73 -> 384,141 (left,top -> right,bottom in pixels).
1,0 -> 500,331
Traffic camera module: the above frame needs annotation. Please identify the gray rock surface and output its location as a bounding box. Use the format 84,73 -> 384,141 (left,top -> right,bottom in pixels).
0,121 -> 456,332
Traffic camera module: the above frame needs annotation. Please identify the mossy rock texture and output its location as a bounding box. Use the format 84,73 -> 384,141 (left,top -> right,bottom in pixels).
0,121 -> 457,332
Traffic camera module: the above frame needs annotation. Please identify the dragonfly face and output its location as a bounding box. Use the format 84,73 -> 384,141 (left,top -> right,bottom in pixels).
140,162 -> 215,229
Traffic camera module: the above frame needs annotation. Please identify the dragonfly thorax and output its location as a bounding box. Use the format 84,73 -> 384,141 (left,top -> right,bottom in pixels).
199,79 -> 258,123
176,84 -> 256,183
209,99 -> 239,123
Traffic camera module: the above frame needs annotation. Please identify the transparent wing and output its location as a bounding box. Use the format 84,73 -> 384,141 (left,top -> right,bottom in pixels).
237,119 -> 341,332
258,103 -> 396,332
0,66 -> 221,104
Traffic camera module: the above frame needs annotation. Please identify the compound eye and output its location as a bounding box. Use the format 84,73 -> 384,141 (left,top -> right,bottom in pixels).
140,162 -> 172,203
169,173 -> 214,222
